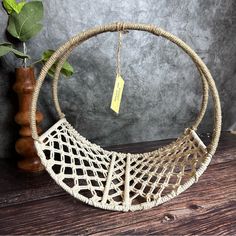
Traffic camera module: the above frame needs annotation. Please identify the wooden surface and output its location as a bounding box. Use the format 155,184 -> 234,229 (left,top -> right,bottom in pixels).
0,132 -> 235,235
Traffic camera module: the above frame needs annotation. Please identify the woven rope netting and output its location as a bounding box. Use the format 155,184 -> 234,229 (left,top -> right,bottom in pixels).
30,22 -> 222,211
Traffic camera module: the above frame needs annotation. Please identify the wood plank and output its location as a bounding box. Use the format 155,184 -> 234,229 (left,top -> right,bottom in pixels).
0,132 -> 235,208
0,159 -> 65,208
0,160 -> 235,235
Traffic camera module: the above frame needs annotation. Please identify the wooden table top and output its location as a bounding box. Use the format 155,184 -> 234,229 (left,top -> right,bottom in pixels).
0,132 -> 235,235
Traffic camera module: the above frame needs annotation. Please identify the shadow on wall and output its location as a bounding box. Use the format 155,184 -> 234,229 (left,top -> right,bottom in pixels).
203,0 -> 236,131
0,60 -> 19,159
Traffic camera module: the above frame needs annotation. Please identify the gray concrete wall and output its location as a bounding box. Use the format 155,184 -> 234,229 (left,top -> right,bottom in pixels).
0,0 -> 236,158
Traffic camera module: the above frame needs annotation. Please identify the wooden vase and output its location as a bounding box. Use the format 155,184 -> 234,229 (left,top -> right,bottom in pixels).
13,67 -> 44,172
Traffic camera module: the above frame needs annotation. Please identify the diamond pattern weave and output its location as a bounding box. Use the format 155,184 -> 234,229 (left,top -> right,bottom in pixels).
36,118 -> 208,211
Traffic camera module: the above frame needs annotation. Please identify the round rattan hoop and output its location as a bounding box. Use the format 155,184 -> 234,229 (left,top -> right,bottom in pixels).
30,22 -> 221,212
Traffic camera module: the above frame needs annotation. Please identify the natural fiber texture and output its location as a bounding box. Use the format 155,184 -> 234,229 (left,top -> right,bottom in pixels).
116,30 -> 123,76
36,118 -> 208,211
30,22 -> 222,211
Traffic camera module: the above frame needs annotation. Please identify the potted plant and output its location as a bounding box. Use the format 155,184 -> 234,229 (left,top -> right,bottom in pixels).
0,0 -> 74,172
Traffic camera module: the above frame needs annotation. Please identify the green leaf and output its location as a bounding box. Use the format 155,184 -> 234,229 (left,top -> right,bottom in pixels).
0,42 -> 30,58
41,50 -> 74,78
15,0 -> 25,13
7,1 -> 44,41
0,42 -> 12,47
41,49 -> 54,61
61,61 -> 74,77
2,0 -> 26,14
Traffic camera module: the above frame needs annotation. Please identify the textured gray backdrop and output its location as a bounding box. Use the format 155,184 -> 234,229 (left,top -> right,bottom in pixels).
0,0 -> 236,158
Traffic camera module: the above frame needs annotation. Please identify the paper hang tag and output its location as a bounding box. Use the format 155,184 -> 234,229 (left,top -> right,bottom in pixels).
110,74 -> 125,114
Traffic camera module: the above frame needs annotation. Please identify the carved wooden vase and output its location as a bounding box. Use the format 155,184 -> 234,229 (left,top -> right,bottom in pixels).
13,67 -> 44,172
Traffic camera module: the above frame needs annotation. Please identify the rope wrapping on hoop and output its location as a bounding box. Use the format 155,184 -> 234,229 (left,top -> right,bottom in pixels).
30,22 -> 221,212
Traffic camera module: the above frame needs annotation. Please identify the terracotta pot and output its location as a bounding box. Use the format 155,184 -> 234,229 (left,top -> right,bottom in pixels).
13,67 -> 44,172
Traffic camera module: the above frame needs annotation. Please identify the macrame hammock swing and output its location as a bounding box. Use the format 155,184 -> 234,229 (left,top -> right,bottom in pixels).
30,22 -> 222,212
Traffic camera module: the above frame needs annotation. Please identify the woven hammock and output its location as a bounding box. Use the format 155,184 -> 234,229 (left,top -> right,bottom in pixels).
30,22 -> 222,212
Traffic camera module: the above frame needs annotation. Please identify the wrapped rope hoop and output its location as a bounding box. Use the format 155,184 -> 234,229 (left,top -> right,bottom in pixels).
30,22 -> 221,211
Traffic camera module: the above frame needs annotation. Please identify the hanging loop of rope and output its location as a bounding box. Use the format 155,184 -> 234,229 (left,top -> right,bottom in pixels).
115,22 -> 128,76
116,27 -> 123,76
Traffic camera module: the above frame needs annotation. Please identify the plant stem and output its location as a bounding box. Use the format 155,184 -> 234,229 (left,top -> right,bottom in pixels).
31,59 -> 42,66
23,42 -> 27,67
